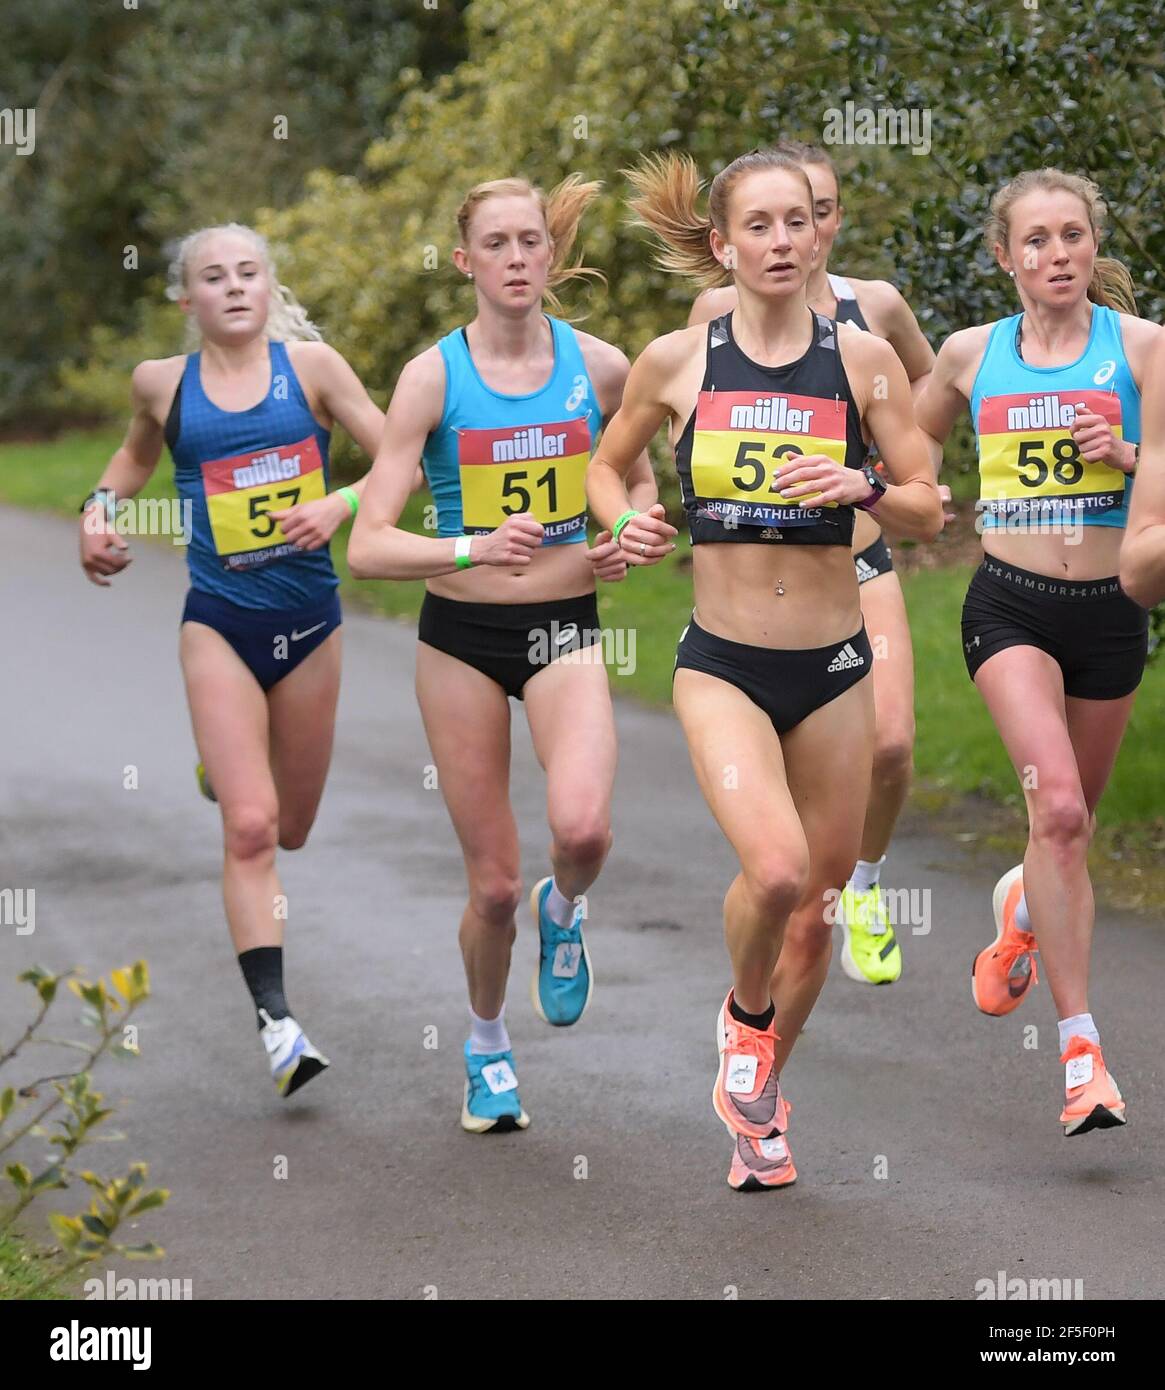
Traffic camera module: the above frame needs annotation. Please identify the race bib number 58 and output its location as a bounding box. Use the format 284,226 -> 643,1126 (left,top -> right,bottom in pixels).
202,435 -> 326,570
977,390 -> 1126,518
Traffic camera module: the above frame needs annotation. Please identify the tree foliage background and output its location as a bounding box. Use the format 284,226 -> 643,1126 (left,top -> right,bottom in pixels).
7,0 -> 1164,470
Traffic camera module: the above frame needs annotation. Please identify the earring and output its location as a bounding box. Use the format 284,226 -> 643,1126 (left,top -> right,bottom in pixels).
467,273 -> 474,281
1009,270 -> 1016,278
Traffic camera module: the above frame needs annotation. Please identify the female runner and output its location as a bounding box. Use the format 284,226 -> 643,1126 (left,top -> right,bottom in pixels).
349,176 -> 658,1131
916,170 -> 1159,1136
588,150 -> 941,1189
79,223 -> 386,1096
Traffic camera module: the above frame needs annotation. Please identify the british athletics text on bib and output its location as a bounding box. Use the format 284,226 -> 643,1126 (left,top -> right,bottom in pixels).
202,435 -> 326,570
689,390 -> 849,527
977,391 -> 1126,519
457,418 -> 589,542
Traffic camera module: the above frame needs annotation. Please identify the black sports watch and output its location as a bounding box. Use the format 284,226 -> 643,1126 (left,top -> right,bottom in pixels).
80,488 -> 117,521
855,462 -> 887,512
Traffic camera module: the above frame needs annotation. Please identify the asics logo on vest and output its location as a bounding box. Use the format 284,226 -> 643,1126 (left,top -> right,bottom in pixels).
729,396 -> 815,432
827,642 -> 865,673
1004,395 -> 1085,431
490,426 -> 568,462
564,373 -> 588,411
1093,360 -> 1117,385
232,450 -> 302,489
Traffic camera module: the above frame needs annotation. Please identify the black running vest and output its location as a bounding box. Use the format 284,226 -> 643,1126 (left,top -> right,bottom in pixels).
674,311 -> 868,546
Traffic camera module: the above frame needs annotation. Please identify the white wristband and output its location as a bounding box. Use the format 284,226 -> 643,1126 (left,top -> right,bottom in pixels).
454,534 -> 475,569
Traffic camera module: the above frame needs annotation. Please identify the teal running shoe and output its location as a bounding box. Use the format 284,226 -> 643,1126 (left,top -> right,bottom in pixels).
529,876 -> 593,1027
460,1042 -> 530,1133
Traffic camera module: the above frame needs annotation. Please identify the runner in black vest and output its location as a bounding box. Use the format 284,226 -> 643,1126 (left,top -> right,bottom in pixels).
589,150 -> 942,1190
689,142 -> 942,988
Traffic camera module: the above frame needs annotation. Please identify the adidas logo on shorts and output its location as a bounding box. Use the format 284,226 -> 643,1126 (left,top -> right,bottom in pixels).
826,641 -> 865,673
855,557 -> 879,584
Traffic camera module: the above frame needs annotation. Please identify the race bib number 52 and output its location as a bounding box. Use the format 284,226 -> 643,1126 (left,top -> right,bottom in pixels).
689,390 -> 849,527
202,435 -> 326,570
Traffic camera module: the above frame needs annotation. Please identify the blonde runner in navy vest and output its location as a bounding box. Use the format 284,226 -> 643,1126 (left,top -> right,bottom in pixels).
78,223 -> 386,1098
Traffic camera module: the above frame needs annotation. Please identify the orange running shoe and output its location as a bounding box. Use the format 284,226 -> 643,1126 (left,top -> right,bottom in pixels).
728,1097 -> 796,1191
712,990 -> 784,1139
1059,1037 -> 1126,1137
971,865 -> 1039,1016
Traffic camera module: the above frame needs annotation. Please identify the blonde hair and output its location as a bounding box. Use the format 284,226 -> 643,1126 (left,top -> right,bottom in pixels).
456,174 -> 605,318
985,169 -> 1138,316
165,223 -> 323,349
625,149 -> 815,289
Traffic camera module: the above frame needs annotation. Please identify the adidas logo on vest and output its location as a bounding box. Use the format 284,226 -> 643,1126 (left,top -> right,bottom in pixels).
827,641 -> 865,673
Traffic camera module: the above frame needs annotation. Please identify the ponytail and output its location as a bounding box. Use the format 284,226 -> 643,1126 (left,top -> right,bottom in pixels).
626,148 -> 815,289
1089,256 -> 1138,315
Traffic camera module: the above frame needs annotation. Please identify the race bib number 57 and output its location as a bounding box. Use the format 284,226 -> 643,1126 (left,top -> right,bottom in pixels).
202,435 -> 326,570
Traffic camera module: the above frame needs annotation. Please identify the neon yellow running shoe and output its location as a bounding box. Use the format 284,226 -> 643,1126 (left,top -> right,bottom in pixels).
195,762 -> 217,803
837,882 -> 901,985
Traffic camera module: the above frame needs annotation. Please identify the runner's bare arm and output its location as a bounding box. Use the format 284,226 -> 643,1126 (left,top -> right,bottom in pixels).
914,327 -> 987,476
78,360 -> 176,585
348,350 -> 542,579
586,334 -> 683,564
1120,332 -> 1165,607
864,280 -> 935,397
580,334 -> 658,512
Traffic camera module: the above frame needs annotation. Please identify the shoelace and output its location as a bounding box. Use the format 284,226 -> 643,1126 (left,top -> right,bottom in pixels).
726,1016 -> 781,1069
1058,1036 -> 1101,1069
996,929 -> 1039,986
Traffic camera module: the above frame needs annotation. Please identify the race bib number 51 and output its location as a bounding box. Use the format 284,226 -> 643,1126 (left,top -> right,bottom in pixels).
202,435 -> 326,570
457,418 -> 589,543
689,390 -> 849,527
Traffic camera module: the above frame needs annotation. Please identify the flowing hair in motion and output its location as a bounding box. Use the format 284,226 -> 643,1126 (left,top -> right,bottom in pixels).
166,223 -> 323,349
624,149 -> 815,289
985,169 -> 1139,315
456,174 -> 605,319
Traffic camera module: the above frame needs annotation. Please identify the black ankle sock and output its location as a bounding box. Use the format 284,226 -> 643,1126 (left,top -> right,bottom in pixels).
729,995 -> 775,1031
238,946 -> 290,1029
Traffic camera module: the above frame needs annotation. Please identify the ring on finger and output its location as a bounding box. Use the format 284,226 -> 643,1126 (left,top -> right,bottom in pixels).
639,541 -> 646,555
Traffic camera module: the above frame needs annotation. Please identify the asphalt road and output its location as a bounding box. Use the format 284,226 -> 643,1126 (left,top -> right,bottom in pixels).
2,504 -> 1162,1301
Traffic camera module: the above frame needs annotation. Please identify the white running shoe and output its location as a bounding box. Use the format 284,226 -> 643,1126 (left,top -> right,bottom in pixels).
259,1009 -> 329,1097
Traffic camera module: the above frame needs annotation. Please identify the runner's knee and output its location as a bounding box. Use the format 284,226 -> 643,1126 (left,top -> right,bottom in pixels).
222,804 -> 279,863
1030,789 -> 1090,856
742,853 -> 809,922
872,719 -> 914,785
468,869 -> 523,927
551,814 -> 611,872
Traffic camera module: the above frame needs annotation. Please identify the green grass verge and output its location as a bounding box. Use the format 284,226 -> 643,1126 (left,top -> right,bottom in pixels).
5,428 -> 1162,827
0,1232 -> 73,1300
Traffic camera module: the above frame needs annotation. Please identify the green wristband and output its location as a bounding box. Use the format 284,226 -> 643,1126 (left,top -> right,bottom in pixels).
338,486 -> 359,518
612,509 -> 638,541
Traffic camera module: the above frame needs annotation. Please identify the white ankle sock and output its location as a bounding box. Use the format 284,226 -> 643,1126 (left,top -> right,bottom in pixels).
1015,891 -> 1032,933
469,1004 -> 510,1055
850,857 -> 885,894
1057,1013 -> 1099,1053
544,878 -> 576,928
